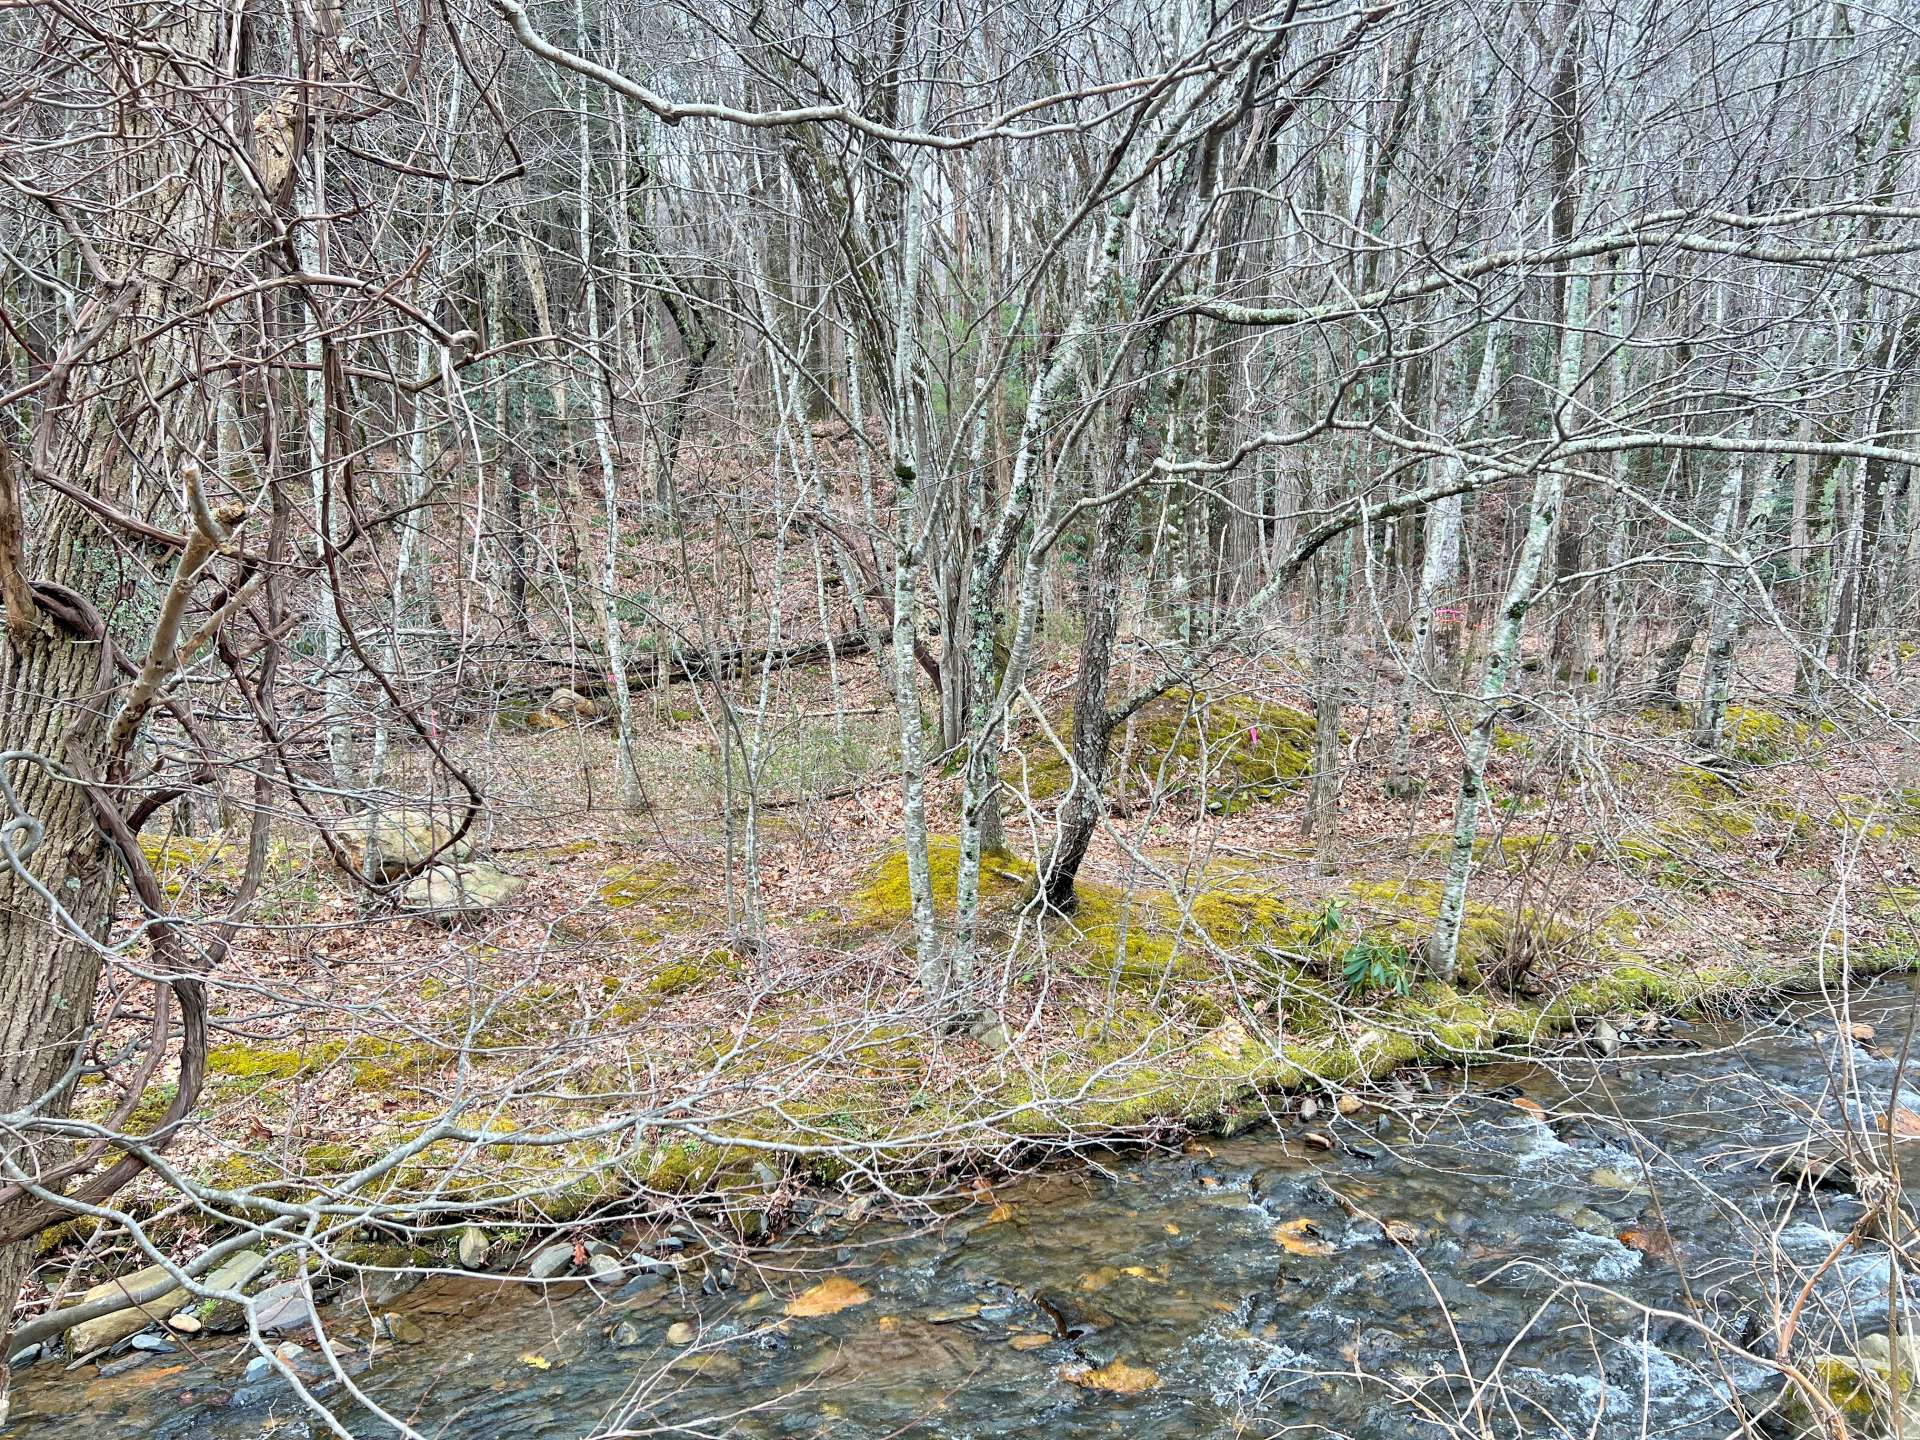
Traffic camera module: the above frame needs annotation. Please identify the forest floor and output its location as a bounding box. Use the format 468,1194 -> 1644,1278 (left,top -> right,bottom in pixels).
37,631 -> 1920,1302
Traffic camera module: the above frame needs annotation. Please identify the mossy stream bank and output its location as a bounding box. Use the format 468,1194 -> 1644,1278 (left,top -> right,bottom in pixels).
13,977 -> 1920,1438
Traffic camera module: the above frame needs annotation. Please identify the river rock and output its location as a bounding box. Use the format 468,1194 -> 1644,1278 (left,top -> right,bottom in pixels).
666,1320 -> 697,1346
528,1243 -> 576,1280
1592,1017 -> 1621,1057
196,1249 -> 274,1332
1335,1094 -> 1364,1116
1771,1143 -> 1855,1193
253,1279 -> 319,1335
374,1312 -> 426,1345
402,861 -> 525,920
608,1317 -> 646,1349
64,1263 -> 192,1356
672,1353 -> 741,1379
587,1253 -> 625,1283
456,1225 -> 491,1270
166,1312 -> 202,1335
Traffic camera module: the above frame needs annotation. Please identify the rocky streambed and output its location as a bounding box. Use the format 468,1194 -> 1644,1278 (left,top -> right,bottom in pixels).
8,979 -> 1920,1438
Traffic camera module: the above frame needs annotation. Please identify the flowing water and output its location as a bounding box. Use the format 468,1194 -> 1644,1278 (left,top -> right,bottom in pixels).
10,979 -> 1920,1439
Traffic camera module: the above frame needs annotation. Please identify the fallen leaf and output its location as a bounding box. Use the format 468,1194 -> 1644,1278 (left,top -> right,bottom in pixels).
1619,1222 -> 1676,1263
985,1201 -> 1016,1223
1841,1022 -> 1876,1042
1511,1096 -> 1546,1121
520,1352 -> 552,1369
1271,1217 -> 1335,1256
1163,1223 -> 1180,1236
785,1276 -> 872,1317
1063,1358 -> 1159,1395
1009,1331 -> 1052,1350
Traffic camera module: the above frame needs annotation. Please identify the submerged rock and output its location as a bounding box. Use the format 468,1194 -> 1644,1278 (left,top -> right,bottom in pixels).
373,1312 -> 426,1345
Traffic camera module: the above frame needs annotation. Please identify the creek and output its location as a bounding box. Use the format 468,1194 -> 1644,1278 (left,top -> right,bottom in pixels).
10,978 -> 1919,1439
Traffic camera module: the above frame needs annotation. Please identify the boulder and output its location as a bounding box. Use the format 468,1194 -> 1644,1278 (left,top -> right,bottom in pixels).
338,808 -> 473,882
549,688 -> 600,720
401,861 -> 525,920
195,1249 -> 273,1333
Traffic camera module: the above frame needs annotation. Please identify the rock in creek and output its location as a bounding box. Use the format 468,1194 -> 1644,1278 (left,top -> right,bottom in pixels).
373,1312 -> 426,1345
527,1243 -> 576,1280
65,1248 -> 265,1355
456,1224 -> 491,1271
63,1264 -> 190,1356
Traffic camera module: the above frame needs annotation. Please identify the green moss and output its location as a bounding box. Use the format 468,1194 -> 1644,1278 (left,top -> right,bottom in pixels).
138,834 -> 243,899
302,1142 -> 362,1174
1803,1355 -> 1882,1421
1012,688 -> 1314,814
850,838 -> 1034,929
208,1041 -> 346,1082
346,1038 -> 444,1089
648,947 -> 742,995
599,862 -> 693,909
1720,703 -> 1829,764
1491,724 -> 1533,755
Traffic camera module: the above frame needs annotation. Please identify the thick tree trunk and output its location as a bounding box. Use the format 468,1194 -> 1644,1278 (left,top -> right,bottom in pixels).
0,577 -> 118,1402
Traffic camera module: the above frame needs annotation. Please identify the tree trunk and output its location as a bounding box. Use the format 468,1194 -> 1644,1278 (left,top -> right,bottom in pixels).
1040,499 -> 1128,911
1429,257 -> 1591,981
0,575 -> 118,1402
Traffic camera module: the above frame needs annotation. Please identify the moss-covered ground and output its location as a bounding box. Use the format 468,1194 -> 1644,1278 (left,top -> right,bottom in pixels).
46,682 -> 1920,1283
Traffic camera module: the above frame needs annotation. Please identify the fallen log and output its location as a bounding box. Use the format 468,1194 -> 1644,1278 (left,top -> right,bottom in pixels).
508,628 -> 877,700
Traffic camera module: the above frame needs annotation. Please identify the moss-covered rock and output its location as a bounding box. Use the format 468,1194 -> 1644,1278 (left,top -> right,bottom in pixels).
1011,688 -> 1314,814
849,839 -> 1033,930
1720,703 -> 1831,765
